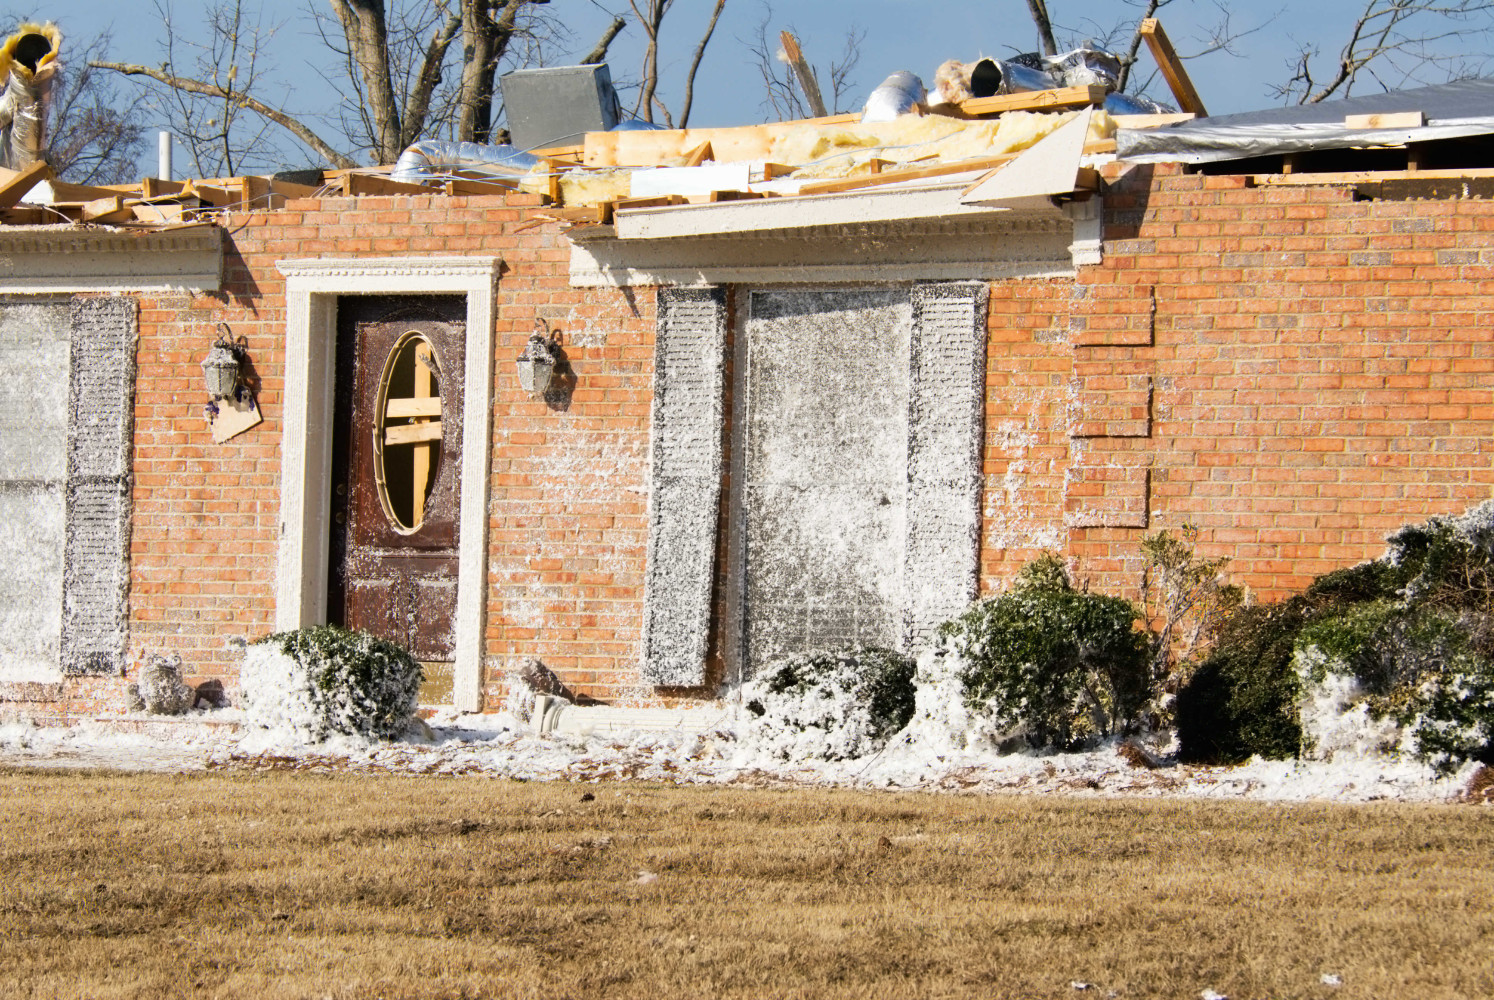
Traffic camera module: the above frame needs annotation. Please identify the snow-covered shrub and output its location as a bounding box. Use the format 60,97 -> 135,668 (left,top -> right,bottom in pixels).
742,647 -> 915,760
935,555 -> 1149,751
1180,501 -> 1494,768
241,626 -> 422,741
1293,603 -> 1406,760
129,654 -> 192,715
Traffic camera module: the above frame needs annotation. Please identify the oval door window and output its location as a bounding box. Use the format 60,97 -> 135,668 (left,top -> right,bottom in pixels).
374,332 -> 443,533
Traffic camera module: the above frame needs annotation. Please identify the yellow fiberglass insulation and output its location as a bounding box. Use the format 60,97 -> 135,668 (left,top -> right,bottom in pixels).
786,109 -> 1118,180
0,22 -> 61,84
516,167 -> 634,206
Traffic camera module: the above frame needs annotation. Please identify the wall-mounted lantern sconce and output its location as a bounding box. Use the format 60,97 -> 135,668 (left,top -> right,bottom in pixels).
517,318 -> 560,396
201,323 -> 262,443
201,323 -> 247,401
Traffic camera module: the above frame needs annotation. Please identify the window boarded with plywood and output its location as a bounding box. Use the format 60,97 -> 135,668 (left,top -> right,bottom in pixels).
728,284 -> 986,678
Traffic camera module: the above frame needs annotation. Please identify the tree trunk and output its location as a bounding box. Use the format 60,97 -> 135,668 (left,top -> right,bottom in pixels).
329,0 -> 403,163
458,0 -> 524,145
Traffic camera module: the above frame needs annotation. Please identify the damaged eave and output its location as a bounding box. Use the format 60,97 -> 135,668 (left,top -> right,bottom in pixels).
0,225 -> 224,293
568,182 -> 1094,287
608,178 -> 1060,240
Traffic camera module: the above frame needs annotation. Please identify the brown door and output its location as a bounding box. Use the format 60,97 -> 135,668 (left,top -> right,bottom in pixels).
329,296 -> 465,661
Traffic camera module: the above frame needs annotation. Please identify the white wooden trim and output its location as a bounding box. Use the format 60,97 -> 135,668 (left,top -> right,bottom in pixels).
275,257 -> 500,712
0,228 -> 223,293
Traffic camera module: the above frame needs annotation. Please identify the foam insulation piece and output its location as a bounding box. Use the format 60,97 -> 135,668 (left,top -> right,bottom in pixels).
61,296 -> 136,676
630,162 -> 753,199
904,283 -> 988,646
642,287 -> 728,687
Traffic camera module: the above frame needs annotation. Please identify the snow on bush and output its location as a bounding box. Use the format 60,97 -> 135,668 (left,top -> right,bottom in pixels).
241,626 -> 422,742
1293,643 -> 1402,762
741,648 -> 915,761
933,555 -> 1149,752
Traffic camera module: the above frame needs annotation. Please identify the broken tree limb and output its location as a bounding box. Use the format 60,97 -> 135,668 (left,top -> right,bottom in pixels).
779,31 -> 829,118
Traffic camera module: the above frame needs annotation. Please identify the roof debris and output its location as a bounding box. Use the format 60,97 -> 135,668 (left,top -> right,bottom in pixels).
2,20 -> 1493,235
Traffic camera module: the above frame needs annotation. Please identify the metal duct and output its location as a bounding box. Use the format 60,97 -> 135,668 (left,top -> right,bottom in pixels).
861,71 -> 928,123
391,140 -> 541,183
0,22 -> 61,171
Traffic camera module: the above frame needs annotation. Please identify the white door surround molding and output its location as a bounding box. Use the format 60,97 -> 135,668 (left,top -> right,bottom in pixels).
275,257 -> 500,712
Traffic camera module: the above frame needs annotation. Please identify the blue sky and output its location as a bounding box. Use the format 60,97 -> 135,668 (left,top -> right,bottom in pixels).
7,1 -> 1493,171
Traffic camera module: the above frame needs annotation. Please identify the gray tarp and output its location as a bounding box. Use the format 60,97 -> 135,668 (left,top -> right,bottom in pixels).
1116,76 -> 1494,164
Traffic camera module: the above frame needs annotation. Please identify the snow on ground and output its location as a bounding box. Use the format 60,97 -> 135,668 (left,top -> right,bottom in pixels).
0,710 -> 1484,804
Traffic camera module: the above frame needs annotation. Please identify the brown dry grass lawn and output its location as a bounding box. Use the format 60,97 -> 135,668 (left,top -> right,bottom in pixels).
2,768 -> 1491,1000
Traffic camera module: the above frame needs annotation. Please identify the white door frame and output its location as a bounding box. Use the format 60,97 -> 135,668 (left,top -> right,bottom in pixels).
275,257 -> 499,712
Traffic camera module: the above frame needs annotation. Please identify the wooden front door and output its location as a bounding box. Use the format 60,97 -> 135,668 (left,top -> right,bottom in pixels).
329,296 -> 465,662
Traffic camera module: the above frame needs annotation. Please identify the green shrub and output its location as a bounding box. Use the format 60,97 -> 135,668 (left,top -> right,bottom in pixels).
242,625 -> 423,741
1176,601 -> 1307,763
1404,655 -> 1494,774
1180,501 -> 1494,769
937,557 -> 1148,751
742,647 -> 916,761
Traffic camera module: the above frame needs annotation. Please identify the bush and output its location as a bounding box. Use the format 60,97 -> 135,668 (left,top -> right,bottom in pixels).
936,556 -> 1148,751
1176,601 -> 1307,764
742,647 -> 916,761
1180,500 -> 1494,769
241,625 -> 423,741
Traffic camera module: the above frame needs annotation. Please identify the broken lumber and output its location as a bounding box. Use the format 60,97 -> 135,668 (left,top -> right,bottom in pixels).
444,177 -> 519,196
1139,19 -> 1208,117
341,173 -> 435,196
1344,111 -> 1426,129
779,31 -> 828,118
796,154 -> 1019,196
952,84 -> 1107,118
0,161 -> 52,208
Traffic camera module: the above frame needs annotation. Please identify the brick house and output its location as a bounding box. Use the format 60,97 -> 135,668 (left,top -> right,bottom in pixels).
4,83 -> 1494,720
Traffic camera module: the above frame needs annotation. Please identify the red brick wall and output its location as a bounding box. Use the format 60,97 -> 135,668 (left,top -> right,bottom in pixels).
119,191 -> 659,711
36,163 -> 1494,717
979,163 -> 1494,605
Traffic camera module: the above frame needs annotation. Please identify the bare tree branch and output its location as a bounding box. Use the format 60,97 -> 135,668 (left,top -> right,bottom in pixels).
1025,0 -> 1060,56
401,10 -> 462,147
581,16 -> 627,65
1277,0 -> 1494,104
89,59 -> 356,168
679,0 -> 729,128
328,0 -> 404,161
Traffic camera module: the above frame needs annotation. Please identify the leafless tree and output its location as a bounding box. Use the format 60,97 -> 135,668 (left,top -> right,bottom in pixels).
1277,0 -> 1494,104
93,0 -> 627,170
743,7 -> 862,121
1019,0 -> 1262,98
624,0 -> 728,128
93,0 -> 353,173
318,0 -> 461,159
37,33 -> 145,184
